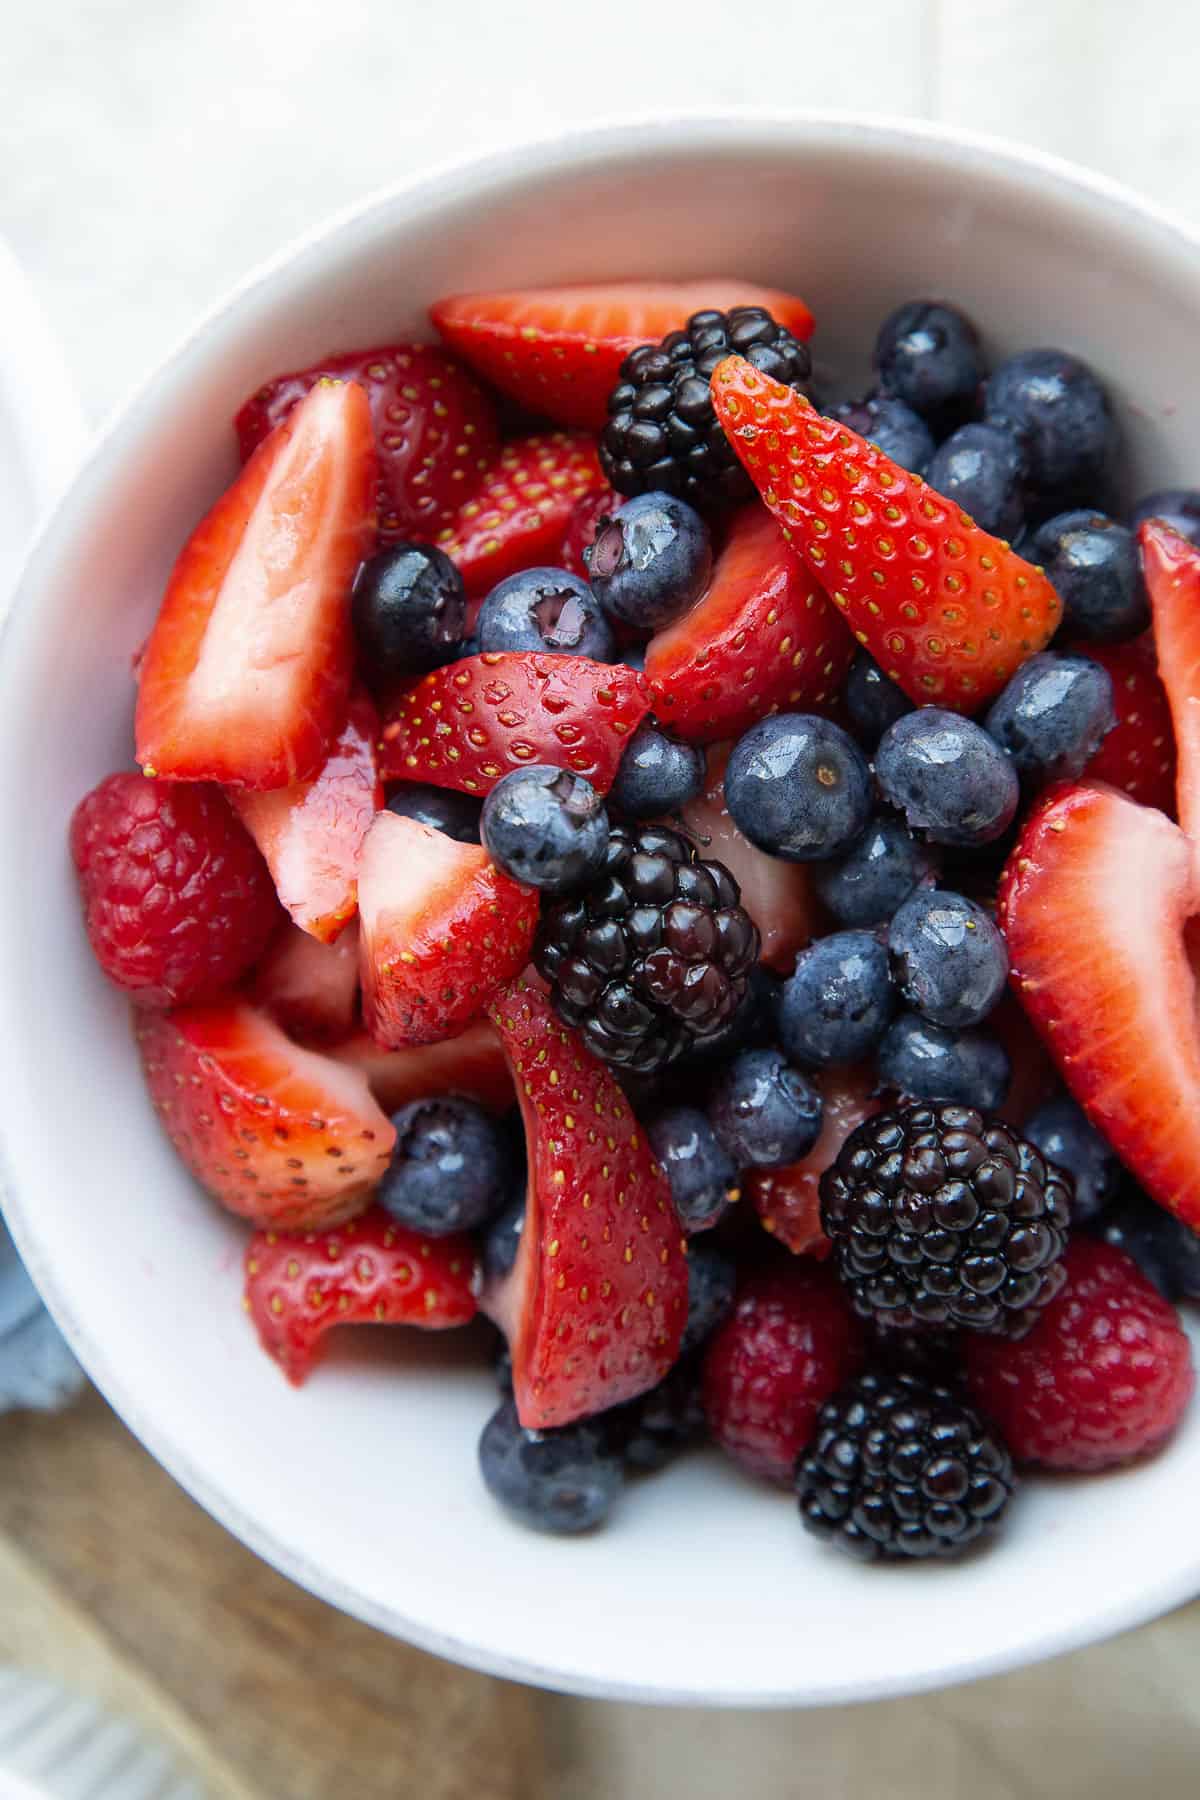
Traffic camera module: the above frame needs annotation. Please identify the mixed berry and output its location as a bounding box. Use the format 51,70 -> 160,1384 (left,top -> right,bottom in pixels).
70,275 -> 1200,1560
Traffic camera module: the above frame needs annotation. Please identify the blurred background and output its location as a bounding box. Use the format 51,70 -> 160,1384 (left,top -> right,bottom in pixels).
3,0 -> 1200,1795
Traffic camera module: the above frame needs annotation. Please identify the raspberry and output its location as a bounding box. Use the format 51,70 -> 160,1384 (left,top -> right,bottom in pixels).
964,1237 -> 1195,1471
71,772 -> 280,1006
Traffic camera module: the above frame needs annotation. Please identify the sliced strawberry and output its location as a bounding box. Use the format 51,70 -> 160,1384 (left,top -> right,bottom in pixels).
644,503 -> 854,743
135,999 -> 394,1230
709,356 -> 1062,711
746,1066 -> 878,1255
379,652 -> 650,797
989,993 -> 1058,1127
1076,635 -> 1176,815
561,484 -> 618,577
248,920 -> 360,1045
999,783 -> 1200,1231
235,343 -> 499,544
137,382 -> 375,788
358,811 -> 538,1048
484,982 -> 688,1427
1141,519 -> 1200,837
329,1020 -> 513,1114
435,433 -> 605,597
245,1207 -> 479,1384
431,279 -> 816,432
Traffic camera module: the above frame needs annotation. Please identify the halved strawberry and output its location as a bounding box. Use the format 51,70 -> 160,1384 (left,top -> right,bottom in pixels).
378,652 -> 650,797
329,1020 -> 513,1114
1076,634 -> 1176,815
137,382 -> 375,788
746,1066 -> 878,1255
248,920 -> 360,1045
999,783 -> 1200,1231
235,343 -> 499,544
135,999 -> 394,1229
483,982 -> 688,1427
358,811 -> 538,1048
435,433 -> 605,597
709,356 -> 1062,710
1141,519 -> 1200,837
431,279 -> 816,432
644,503 -> 853,743
245,1207 -> 479,1384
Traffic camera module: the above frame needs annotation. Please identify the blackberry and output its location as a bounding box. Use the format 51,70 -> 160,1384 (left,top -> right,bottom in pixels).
534,823 -> 760,1072
797,1369 -> 1016,1562
600,307 -> 812,512
819,1102 -> 1071,1335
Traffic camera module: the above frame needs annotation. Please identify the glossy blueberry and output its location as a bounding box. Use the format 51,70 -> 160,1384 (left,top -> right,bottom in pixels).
476,567 -> 614,661
351,543 -> 467,682
887,889 -> 1008,1030
707,1048 -> 823,1169
725,714 -> 872,862
984,349 -> 1115,505
925,422 -> 1025,539
482,1197 -> 525,1286
1030,511 -> 1148,641
478,1400 -> 624,1534
586,492 -> 712,630
873,301 -> 983,423
814,815 -> 938,928
779,932 -> 896,1067
1100,1189 -> 1200,1301
481,766 -> 608,894
609,719 -> 705,819
1129,488 -> 1200,549
984,652 -> 1115,784
877,1013 -> 1010,1111
831,394 -> 935,474
647,1105 -> 738,1234
379,1097 -> 507,1235
386,782 -> 482,844
679,1242 -> 737,1357
875,709 -> 1019,848
621,645 -> 647,672
844,652 -> 914,746
1024,1095 -> 1119,1226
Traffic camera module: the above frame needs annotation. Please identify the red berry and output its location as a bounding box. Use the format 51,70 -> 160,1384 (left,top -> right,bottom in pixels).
561,485 -> 618,577
71,772 -> 280,1007
435,432 -> 606,598
1074,634 -> 1176,815
964,1237 -> 1194,1472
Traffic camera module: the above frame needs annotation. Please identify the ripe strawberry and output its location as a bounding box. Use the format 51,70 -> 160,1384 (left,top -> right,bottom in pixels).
135,999 -> 394,1229
137,382 -> 375,788
245,1207 -> 480,1384
328,1020 -> 513,1114
708,356 -> 1062,710
1140,519 -> 1200,834
1076,635 -> 1176,815
999,782 -> 1200,1231
964,1237 -> 1193,1471
561,484 -> 618,576
644,503 -> 853,743
431,279 -> 816,432
435,433 -> 605,597
231,689 -> 382,943
745,1067 -> 878,1255
235,342 -> 499,544
70,772 -> 280,1007
358,811 -> 538,1048
378,651 -> 650,797
483,981 -> 688,1428
248,920 -> 360,1045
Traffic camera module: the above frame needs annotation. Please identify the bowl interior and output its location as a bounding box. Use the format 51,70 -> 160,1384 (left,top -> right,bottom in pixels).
4,119 -> 1200,1706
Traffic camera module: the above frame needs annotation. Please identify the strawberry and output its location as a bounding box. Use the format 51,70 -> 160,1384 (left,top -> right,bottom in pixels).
245,1207 -> 479,1384
234,342 -> 499,544
644,503 -> 853,743
231,689 -> 382,942
135,999 -> 394,1230
561,484 -> 618,577
358,811 -> 538,1048
137,382 -> 375,789
1076,635 -> 1176,815
248,920 -> 360,1045
435,433 -> 605,597
989,994 -> 1058,1128
1140,519 -> 1200,835
746,1066 -> 878,1255
378,651 -> 650,797
328,1020 -> 513,1115
999,782 -> 1200,1231
483,982 -> 688,1428
708,356 -> 1062,710
431,279 -> 816,432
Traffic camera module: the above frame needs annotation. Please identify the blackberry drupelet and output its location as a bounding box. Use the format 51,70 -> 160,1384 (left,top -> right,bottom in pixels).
600,307 -> 812,511
797,1369 -> 1016,1562
819,1102 -> 1071,1335
534,823 -> 760,1072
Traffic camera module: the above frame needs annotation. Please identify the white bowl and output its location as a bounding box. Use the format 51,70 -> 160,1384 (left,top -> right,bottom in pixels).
4,115 -> 1200,1708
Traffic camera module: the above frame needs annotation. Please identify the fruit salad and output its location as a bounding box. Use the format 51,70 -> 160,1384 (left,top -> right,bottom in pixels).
70,280 -> 1200,1559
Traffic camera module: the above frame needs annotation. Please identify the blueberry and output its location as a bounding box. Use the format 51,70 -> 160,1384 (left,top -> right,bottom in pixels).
984,349 -> 1115,505
351,543 -> 467,682
814,815 -> 938,928
724,715 -> 872,862
707,1048 -> 823,1168
875,709 -> 1019,848
831,394 -> 934,474
1024,1095 -> 1119,1226
482,1197 -> 525,1285
379,1097 -> 507,1235
647,1105 -> 738,1233
606,1361 -> 708,1473
1030,511 -> 1148,641
877,1013 -> 1010,1111
609,719 -> 705,819
984,652 -> 1115,784
1130,488 -> 1200,549
478,1399 -> 624,1534
679,1242 -> 737,1356
586,492 -> 712,630
1100,1188 -> 1200,1301
844,652 -> 914,746
779,931 -> 896,1067
925,422 -> 1025,539
887,889 -> 1008,1030
387,782 -> 482,844
481,766 -> 608,894
476,567 -> 614,662
873,301 -> 983,424
621,645 -> 647,672
676,964 -> 783,1067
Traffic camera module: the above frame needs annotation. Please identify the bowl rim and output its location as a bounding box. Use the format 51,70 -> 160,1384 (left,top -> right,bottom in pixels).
6,109 -> 1200,1707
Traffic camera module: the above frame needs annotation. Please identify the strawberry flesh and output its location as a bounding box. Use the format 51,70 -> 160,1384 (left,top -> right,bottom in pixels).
1141,519 -> 1200,838
248,920 -> 361,1045
328,1020 -> 513,1115
745,1066 -> 878,1255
